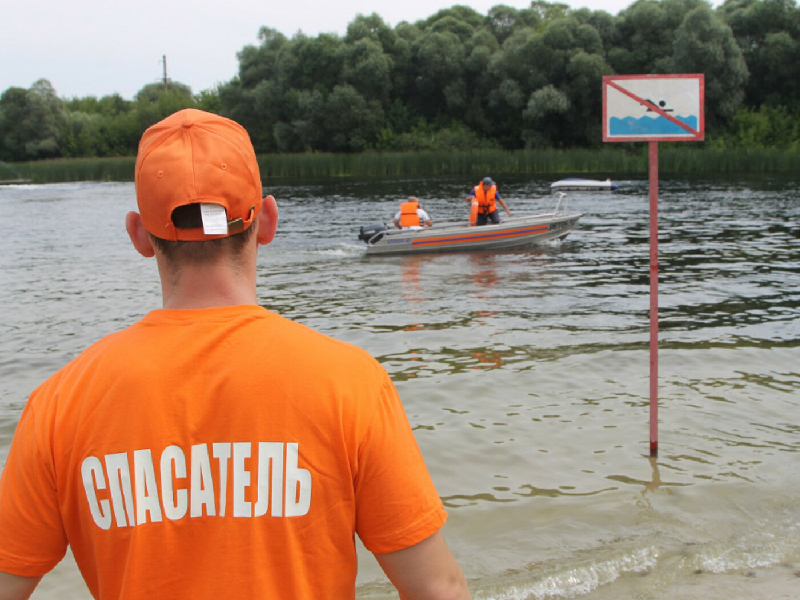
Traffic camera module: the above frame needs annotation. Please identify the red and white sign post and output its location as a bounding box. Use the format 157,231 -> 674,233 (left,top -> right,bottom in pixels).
602,74 -> 705,456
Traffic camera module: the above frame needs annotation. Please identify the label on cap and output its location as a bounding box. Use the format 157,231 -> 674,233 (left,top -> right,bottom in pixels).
200,204 -> 229,235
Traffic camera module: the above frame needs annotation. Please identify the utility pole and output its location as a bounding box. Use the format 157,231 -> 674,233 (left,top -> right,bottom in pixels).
162,55 -> 168,91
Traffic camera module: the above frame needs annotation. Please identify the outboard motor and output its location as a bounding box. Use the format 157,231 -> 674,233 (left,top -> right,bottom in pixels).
358,222 -> 388,244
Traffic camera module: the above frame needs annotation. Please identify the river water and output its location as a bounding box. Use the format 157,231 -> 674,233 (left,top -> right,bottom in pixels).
1,176 -> 798,599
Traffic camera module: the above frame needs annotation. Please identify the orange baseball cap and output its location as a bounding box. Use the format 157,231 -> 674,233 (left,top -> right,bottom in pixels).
134,108 -> 263,241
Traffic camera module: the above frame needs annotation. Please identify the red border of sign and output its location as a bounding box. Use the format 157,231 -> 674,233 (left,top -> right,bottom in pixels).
602,74 -> 705,142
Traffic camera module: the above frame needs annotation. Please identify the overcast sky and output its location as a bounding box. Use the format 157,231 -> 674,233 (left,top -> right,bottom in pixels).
4,0 -> 709,101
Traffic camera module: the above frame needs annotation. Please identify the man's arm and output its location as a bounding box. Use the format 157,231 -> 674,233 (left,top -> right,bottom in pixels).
0,571 -> 42,600
374,530 -> 471,600
496,196 -> 512,216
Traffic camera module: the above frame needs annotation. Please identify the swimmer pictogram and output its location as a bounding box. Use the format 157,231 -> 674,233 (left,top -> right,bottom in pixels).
645,100 -> 673,112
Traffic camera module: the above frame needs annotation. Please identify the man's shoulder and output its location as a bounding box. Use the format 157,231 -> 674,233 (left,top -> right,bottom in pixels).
24,325 -> 133,413
28,311 -> 388,411
273,316 -> 381,366
244,315 -> 392,399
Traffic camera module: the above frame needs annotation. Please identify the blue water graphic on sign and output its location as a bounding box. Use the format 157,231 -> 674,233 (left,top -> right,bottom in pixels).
610,115 -> 698,136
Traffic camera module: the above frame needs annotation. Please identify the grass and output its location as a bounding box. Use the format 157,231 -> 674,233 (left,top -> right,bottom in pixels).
12,157 -> 136,183
4,147 -> 800,184
256,149 -> 647,179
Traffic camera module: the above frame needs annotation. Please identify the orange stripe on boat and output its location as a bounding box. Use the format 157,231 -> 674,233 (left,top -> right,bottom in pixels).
412,224 -> 549,247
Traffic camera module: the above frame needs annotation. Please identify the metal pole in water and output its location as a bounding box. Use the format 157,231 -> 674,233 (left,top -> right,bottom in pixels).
649,141 -> 659,457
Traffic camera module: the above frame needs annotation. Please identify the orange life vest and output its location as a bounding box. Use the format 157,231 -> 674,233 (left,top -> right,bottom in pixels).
400,201 -> 422,227
473,183 -> 497,214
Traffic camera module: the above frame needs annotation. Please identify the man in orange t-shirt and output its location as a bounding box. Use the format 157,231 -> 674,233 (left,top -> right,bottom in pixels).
0,109 -> 471,600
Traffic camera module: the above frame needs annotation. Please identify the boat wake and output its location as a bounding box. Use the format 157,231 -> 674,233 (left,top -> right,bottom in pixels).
308,243 -> 365,258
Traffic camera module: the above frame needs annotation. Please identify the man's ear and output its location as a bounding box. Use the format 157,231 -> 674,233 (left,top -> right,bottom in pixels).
126,211 -> 155,257
256,195 -> 279,245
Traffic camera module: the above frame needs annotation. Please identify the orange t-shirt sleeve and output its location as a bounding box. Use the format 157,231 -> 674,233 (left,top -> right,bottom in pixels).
354,376 -> 447,554
0,400 -> 69,576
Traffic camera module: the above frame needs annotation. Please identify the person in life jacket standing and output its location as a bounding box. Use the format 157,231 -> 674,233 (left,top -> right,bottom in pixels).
393,196 -> 433,229
465,177 -> 512,225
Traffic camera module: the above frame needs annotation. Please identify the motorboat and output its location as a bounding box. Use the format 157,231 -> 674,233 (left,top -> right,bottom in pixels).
358,193 -> 582,256
550,178 -> 618,192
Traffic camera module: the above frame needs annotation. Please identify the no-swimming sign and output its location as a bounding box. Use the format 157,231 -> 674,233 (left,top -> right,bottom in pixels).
602,74 -> 705,142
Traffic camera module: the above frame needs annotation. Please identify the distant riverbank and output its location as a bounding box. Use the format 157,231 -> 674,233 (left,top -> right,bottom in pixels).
3,147 -> 800,184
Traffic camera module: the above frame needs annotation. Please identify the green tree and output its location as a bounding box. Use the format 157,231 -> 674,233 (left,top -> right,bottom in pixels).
134,81 -> 195,130
564,50 -> 610,145
485,5 -> 540,44
529,0 -> 572,25
585,9 -> 622,53
672,5 -> 749,126
487,77 -> 527,147
429,16 -> 477,42
270,88 -> 327,152
718,0 -> 800,109
0,79 -> 66,161
493,28 -> 549,96
613,0 -> 674,73
339,38 -> 393,103
203,0 -> 800,153
61,112 -> 104,157
750,31 -> 800,108
290,89 -> 327,150
727,104 -> 799,147
0,87 -> 31,161
486,10 -> 611,147
420,5 -> 486,31
522,84 -> 571,147
540,17 -> 600,83
279,33 -> 344,92
61,92 -> 139,158
249,78 -> 290,151
346,13 -> 398,51
412,31 -> 468,119
613,0 -> 707,73
194,88 -> 223,113
323,84 -> 385,151
221,26 -> 348,152
384,23 -> 421,115
461,29 -> 502,135
220,28 -> 291,152
237,27 -> 288,89
97,94 -> 131,116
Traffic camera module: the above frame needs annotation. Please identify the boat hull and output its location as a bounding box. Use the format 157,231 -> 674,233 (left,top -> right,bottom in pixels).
550,178 -> 618,192
363,213 -> 581,256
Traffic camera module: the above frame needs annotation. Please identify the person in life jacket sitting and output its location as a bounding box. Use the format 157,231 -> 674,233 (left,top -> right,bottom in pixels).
465,177 -> 512,225
393,196 -> 433,229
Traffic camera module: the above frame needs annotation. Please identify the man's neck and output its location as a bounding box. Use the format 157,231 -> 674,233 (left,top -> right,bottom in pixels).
156,257 -> 259,310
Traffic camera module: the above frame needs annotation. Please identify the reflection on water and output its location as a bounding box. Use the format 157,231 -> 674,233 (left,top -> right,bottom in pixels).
0,176 -> 799,600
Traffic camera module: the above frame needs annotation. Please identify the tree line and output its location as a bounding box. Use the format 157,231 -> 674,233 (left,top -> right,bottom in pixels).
2,0 -> 799,163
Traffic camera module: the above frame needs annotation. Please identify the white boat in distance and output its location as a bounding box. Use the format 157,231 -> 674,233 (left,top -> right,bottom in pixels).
550,178 -> 619,192
358,193 -> 582,256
